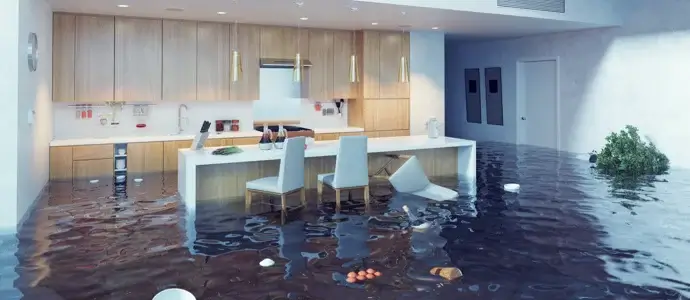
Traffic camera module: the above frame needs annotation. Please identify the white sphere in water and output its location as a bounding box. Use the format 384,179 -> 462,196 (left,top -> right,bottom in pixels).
152,288 -> 196,300
503,183 -> 520,193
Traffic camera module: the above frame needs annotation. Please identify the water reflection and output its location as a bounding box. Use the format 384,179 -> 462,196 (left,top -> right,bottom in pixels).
1,143 -> 689,299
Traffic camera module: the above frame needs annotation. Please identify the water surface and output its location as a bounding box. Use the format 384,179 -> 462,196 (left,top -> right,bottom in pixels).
1,142 -> 689,299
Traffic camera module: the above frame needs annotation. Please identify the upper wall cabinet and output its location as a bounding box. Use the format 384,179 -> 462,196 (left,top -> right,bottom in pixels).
162,20 -> 197,102
333,30 -> 357,99
53,14 -> 76,103
197,22 -> 231,101
75,15 -> 115,103
260,26 -> 309,59
307,29 -> 334,100
357,30 -> 410,100
360,31 -> 380,99
230,24 -> 261,101
115,17 -> 163,102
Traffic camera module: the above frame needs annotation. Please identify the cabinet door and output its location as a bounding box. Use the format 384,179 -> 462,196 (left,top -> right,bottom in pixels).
315,133 -> 339,141
362,31 -> 380,99
50,147 -> 73,181
205,139 -> 224,147
333,30 -> 356,99
73,159 -> 114,179
231,24 -> 261,101
53,14 -> 75,102
231,137 -> 259,146
115,17 -> 163,102
127,142 -> 163,174
307,30 -> 334,100
378,32 -> 403,99
163,20 -> 197,101
376,130 -> 409,138
163,140 -> 192,172
261,26 -> 308,58
73,144 -> 114,160
197,22 -> 230,101
363,99 -> 409,131
75,15 -> 115,103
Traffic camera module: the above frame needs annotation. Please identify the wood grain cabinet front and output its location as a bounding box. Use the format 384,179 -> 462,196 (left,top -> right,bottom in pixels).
127,142 -> 164,175
163,140 -> 193,172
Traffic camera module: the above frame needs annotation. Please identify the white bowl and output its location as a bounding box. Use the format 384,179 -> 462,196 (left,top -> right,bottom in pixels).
152,288 -> 196,300
503,183 -> 520,193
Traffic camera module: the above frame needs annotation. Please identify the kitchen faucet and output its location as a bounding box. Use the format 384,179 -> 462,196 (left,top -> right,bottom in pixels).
177,104 -> 188,134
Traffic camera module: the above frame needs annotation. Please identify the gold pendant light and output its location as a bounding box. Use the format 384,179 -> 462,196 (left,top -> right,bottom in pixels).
349,30 -> 359,83
293,52 -> 303,82
398,27 -> 409,83
231,20 -> 242,82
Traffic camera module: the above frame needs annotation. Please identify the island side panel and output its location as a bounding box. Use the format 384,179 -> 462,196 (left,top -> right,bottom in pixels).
194,147 -> 459,202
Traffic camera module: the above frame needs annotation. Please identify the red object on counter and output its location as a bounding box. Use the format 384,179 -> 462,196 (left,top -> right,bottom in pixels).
81,110 -> 86,119
87,109 -> 92,119
136,124 -> 146,128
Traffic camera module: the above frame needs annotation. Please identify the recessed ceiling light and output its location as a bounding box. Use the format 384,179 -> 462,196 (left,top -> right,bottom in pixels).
300,17 -> 308,21
217,11 -> 227,15
371,22 -> 378,25
432,27 -> 439,30
350,7 -> 359,11
117,4 -> 129,8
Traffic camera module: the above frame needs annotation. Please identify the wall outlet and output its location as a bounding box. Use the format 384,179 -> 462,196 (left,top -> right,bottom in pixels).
322,108 -> 335,116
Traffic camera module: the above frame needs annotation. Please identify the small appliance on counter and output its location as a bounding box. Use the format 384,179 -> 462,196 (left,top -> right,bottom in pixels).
215,119 -> 241,133
426,117 -> 441,139
192,121 -> 212,150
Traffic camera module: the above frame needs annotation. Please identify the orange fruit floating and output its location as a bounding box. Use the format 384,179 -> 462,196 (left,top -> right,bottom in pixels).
346,277 -> 357,283
347,272 -> 357,278
366,274 -> 375,279
356,275 -> 366,281
366,268 -> 375,274
358,271 -> 367,276
374,271 -> 382,277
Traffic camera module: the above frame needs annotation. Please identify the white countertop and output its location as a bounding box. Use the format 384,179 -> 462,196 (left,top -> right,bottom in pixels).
180,135 -> 475,166
50,127 -> 365,147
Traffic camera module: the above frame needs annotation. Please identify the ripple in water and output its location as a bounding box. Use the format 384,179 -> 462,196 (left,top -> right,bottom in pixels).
0,142 -> 689,299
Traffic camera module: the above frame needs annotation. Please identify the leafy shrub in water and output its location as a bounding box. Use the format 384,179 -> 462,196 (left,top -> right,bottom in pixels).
595,125 -> 670,176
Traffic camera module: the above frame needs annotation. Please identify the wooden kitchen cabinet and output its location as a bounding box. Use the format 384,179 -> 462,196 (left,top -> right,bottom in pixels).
315,133 -> 339,141
360,31 -> 380,99
163,140 -> 193,172
115,17 -> 163,102
53,13 -> 76,103
127,142 -> 164,174
230,137 -> 259,146
162,20 -> 197,101
378,32 -> 408,99
73,144 -> 114,160
362,99 -> 410,131
376,130 -> 410,138
260,26 -> 309,59
50,147 -> 73,180
197,22 -> 231,101
204,139 -> 225,147
333,30 -> 357,99
75,15 -> 115,103
73,159 -> 114,180
231,24 -> 261,101
307,29 -> 334,100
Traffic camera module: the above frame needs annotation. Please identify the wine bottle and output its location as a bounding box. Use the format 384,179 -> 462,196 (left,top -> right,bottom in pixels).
274,124 -> 287,149
402,205 -> 430,230
258,123 -> 273,150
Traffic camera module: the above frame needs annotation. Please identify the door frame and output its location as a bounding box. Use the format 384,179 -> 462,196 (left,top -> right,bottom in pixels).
515,56 -> 561,150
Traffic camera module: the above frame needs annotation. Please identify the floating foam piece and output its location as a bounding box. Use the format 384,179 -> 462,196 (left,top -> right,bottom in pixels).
503,183 -> 520,193
134,178 -> 143,183
89,179 -> 99,184
152,288 -> 196,300
389,156 -> 459,201
259,258 -> 275,267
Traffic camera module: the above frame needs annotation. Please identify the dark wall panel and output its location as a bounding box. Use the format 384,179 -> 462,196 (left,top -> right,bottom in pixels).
485,67 -> 504,126
464,68 -> 482,124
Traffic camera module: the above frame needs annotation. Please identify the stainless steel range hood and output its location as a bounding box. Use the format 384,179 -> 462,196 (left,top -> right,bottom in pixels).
260,58 -> 312,68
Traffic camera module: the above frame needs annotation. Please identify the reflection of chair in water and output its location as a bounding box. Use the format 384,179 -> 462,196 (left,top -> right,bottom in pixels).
389,156 -> 459,201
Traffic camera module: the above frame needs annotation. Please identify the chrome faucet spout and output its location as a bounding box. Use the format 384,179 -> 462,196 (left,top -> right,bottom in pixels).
178,104 -> 188,134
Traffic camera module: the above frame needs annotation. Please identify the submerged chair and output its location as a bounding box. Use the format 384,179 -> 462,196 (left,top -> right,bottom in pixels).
317,136 -> 369,208
388,156 -> 459,201
245,136 -> 306,213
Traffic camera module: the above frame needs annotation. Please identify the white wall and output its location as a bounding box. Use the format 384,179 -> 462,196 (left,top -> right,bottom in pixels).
445,0 -> 690,168
0,0 -> 20,234
410,31 -> 445,136
17,0 -> 53,227
355,0 -> 626,25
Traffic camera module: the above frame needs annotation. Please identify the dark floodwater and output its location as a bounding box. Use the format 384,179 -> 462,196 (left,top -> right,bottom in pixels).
1,142 -> 690,299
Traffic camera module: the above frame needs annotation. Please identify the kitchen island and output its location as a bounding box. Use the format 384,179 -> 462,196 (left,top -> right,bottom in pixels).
179,135 -> 476,210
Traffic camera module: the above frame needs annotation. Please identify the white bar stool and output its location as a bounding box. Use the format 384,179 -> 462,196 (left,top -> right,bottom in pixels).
245,136 -> 307,215
316,136 -> 370,208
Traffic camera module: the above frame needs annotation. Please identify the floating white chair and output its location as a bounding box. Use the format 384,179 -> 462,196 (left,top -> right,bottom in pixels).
246,136 -> 306,213
152,288 -> 196,300
317,136 -> 370,208
388,156 -> 459,201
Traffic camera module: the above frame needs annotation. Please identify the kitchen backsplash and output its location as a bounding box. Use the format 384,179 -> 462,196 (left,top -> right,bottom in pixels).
52,99 -> 349,139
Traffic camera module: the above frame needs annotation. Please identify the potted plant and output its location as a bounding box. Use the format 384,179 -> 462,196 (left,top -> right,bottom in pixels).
594,125 -> 669,176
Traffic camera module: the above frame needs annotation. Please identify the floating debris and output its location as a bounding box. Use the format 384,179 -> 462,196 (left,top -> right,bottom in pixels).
430,267 -> 463,281
259,258 -> 275,267
152,288 -> 196,300
503,183 -> 520,193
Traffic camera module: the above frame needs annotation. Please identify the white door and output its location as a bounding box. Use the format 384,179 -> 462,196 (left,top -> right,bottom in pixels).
517,59 -> 559,149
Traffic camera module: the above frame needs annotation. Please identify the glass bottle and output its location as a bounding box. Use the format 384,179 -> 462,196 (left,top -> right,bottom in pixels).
259,123 -> 273,150
274,124 -> 287,149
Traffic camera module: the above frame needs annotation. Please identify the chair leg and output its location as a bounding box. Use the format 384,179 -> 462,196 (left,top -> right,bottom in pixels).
335,189 -> 341,209
281,194 -> 288,214
300,188 -> 306,206
317,181 -> 323,203
363,185 -> 370,207
245,189 -> 252,212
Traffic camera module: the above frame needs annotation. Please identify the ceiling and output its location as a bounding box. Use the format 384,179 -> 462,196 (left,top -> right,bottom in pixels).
47,0 -> 605,39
